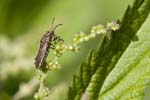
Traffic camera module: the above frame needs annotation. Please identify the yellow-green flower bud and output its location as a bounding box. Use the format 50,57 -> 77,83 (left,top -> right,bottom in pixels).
107,21 -> 120,31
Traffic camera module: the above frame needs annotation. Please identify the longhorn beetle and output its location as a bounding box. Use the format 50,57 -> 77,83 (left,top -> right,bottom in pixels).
34,18 -> 63,70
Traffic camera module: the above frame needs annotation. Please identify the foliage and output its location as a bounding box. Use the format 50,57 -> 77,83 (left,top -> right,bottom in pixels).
67,0 -> 150,100
0,0 -> 150,100
34,20 -> 119,100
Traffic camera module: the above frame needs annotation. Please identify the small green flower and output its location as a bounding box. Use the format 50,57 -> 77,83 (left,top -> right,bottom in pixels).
42,87 -> 50,97
48,60 -> 61,70
73,32 -> 87,44
37,71 -> 47,83
66,44 -> 80,52
34,86 -> 50,100
34,93 -> 41,100
107,21 -> 120,31
54,41 -> 66,57
91,24 -> 106,34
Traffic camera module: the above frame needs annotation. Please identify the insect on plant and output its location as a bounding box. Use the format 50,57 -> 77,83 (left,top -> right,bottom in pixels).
33,17 -> 120,100
34,18 -> 63,70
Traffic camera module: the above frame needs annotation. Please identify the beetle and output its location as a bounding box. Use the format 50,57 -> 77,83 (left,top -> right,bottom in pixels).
34,18 -> 62,70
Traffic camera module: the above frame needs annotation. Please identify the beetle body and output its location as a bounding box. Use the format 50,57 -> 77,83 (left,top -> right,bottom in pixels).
34,30 -> 54,69
34,18 -> 62,70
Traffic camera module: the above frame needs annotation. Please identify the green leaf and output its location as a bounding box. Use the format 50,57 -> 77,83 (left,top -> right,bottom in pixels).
99,14 -> 150,100
67,50 -> 97,100
67,0 -> 150,100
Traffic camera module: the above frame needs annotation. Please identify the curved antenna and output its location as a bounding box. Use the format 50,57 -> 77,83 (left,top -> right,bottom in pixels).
53,24 -> 63,31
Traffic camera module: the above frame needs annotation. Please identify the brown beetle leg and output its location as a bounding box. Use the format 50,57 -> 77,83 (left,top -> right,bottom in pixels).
49,43 -> 55,49
53,35 -> 64,44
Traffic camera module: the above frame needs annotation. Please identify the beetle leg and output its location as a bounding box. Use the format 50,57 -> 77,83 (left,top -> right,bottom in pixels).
53,35 -> 64,44
49,43 -> 55,49
53,34 -> 57,41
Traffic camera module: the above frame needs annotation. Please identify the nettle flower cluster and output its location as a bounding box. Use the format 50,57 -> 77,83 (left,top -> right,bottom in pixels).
34,21 -> 120,100
49,21 -> 119,69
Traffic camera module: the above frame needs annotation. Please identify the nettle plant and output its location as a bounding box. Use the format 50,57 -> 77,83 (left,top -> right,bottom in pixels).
34,0 -> 150,100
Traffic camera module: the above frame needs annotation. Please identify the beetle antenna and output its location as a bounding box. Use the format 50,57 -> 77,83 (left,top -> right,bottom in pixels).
51,17 -> 55,30
53,24 -> 63,31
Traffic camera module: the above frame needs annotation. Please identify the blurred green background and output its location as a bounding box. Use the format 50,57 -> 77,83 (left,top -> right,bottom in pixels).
0,0 -> 149,100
